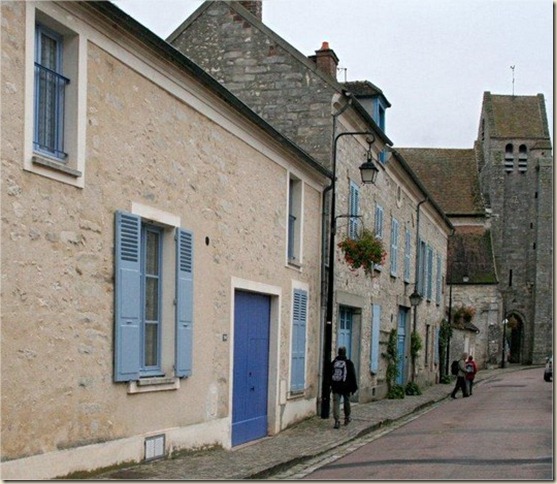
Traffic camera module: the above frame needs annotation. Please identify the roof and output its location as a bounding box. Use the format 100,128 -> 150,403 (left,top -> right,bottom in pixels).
447,226 -> 498,285
86,1 -> 332,180
342,80 -> 392,107
483,92 -> 551,139
167,1 -> 392,147
396,148 -> 484,216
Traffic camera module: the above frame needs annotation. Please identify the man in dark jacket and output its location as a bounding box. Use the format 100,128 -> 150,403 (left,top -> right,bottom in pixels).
451,352 -> 469,399
331,346 -> 358,429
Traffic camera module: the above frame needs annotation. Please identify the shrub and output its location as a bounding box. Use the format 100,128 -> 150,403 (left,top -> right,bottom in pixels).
405,381 -> 422,396
387,384 -> 406,399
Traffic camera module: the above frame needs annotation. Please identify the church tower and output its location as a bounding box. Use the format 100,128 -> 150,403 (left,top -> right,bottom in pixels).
476,92 -> 552,364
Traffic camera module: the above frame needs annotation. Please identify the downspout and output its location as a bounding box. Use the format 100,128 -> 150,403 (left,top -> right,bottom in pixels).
318,93 -> 352,415
411,196 -> 428,383
444,226 -> 456,380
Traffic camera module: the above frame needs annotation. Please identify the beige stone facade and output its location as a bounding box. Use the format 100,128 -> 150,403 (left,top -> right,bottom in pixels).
1,1 -> 329,478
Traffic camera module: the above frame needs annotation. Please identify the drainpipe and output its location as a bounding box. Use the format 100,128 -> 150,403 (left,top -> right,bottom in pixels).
318,93 -> 352,417
411,197 -> 427,383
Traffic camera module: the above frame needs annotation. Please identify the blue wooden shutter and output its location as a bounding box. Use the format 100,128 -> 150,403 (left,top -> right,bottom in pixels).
426,245 -> 433,300
436,253 -> 442,305
370,304 -> 381,374
390,218 -> 399,276
404,229 -> 411,282
434,327 -> 440,365
417,239 -> 425,295
176,228 -> 194,378
114,211 -> 141,382
375,204 -> 384,239
291,289 -> 307,392
349,182 -> 360,239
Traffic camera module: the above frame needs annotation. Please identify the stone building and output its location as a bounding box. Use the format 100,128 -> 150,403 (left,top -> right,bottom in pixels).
1,1 -> 331,478
399,92 -> 553,367
169,0 -> 453,405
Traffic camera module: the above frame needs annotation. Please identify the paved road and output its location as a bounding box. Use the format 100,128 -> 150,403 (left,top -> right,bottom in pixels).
304,368 -> 553,480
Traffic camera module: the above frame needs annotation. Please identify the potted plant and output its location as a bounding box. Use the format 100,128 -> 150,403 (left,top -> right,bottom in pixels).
338,229 -> 386,277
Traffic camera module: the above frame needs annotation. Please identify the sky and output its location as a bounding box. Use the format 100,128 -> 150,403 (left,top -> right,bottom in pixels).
114,0 -> 553,149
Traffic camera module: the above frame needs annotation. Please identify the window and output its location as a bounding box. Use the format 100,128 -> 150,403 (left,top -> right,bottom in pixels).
390,218 -> 399,277
426,245 -> 433,301
518,144 -> 528,172
417,238 -> 426,295
348,181 -> 360,239
34,24 -> 69,160
374,204 -> 384,239
435,252 -> 442,305
290,289 -> 307,392
403,228 -> 411,283
288,176 -> 302,264
114,210 -> 194,382
434,327 -> 440,365
370,304 -> 381,374
504,143 -> 514,173
374,204 -> 384,271
25,6 -> 86,186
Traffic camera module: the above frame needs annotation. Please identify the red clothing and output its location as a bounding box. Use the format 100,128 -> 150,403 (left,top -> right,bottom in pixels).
465,360 -> 478,381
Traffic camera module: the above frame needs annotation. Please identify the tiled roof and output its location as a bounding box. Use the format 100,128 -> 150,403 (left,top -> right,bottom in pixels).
396,148 -> 484,215
484,92 -> 550,139
447,226 -> 498,285
342,80 -> 391,106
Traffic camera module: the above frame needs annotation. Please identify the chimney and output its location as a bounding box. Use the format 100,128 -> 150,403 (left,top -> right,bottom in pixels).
309,41 -> 339,80
238,1 -> 262,21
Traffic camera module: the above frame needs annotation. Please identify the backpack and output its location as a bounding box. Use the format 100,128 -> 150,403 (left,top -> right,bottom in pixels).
332,359 -> 347,382
451,360 -> 459,376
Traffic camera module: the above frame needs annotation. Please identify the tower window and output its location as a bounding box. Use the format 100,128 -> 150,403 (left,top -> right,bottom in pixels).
504,144 -> 514,173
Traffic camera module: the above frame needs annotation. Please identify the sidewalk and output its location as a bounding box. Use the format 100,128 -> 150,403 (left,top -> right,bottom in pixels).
95,366 -> 528,480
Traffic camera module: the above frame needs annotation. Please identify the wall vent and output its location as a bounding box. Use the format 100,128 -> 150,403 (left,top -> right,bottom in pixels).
145,434 -> 165,461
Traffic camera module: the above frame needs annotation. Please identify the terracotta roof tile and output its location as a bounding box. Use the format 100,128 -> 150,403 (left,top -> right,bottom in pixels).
484,93 -> 550,139
396,148 -> 484,215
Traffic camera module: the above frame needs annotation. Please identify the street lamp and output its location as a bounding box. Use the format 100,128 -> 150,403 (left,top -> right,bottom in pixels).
320,131 -> 380,419
501,318 -> 508,368
409,289 -> 422,382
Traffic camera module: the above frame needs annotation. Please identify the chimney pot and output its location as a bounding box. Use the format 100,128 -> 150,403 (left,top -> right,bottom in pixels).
310,41 -> 339,80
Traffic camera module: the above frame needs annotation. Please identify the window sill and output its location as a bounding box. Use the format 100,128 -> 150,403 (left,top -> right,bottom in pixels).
287,259 -> 302,270
127,376 -> 180,394
32,154 -> 82,178
287,390 -> 305,400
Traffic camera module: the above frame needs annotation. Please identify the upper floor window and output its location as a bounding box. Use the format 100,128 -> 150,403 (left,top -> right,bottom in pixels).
348,181 -> 360,239
34,24 -> 69,161
403,228 -> 411,283
288,176 -> 302,265
25,7 -> 86,185
390,217 -> 399,277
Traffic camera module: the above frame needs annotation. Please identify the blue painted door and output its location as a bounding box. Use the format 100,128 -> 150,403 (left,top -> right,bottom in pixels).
338,307 -> 353,358
396,308 -> 408,385
232,291 -> 271,447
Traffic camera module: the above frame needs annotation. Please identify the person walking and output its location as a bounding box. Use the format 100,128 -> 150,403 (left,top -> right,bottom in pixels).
330,346 -> 358,429
465,354 -> 478,395
451,352 -> 469,399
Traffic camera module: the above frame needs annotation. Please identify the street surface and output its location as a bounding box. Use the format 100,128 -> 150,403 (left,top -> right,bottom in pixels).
303,368 -> 552,480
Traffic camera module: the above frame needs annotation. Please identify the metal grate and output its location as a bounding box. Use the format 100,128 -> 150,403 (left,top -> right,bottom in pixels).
144,434 -> 165,461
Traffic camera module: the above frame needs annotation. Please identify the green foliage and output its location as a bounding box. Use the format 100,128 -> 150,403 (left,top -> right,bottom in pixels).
453,305 -> 476,323
440,374 -> 452,384
410,331 -> 423,359
387,384 -> 405,399
382,329 -> 399,393
338,229 -> 386,276
405,381 -> 422,396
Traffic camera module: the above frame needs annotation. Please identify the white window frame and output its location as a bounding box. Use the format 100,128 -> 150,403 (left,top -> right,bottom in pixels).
24,4 -> 87,187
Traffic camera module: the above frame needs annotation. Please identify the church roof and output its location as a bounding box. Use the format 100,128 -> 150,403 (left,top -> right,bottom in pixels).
447,226 -> 498,285
395,148 -> 484,216
483,92 -> 551,139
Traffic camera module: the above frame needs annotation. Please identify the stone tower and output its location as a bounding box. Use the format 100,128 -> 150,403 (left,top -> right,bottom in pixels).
476,92 -> 553,364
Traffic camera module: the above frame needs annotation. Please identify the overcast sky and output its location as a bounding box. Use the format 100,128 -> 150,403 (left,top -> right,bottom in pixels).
114,0 -> 553,149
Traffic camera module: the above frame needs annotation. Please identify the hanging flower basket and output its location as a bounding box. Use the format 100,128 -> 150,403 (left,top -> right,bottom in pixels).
338,229 -> 386,277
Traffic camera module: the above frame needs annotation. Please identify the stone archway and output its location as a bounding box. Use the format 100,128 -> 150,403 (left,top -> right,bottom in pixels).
507,314 -> 524,364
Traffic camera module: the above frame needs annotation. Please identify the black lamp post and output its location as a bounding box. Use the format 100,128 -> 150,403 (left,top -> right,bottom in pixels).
320,131 -> 379,419
409,289 -> 422,382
